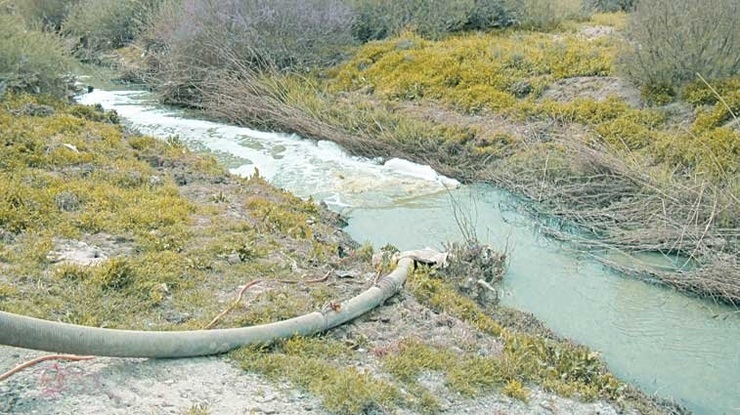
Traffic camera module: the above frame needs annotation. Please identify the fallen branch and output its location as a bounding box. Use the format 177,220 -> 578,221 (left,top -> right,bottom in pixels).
204,279 -> 262,329
278,270 -> 331,285
0,354 -> 94,382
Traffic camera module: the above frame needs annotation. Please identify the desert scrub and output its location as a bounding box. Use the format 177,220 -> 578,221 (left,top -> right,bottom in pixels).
0,95 -> 364,330
0,14 -> 74,98
63,0 -> 163,57
331,29 -> 617,113
146,0 -> 355,105
7,0 -> 77,30
618,0 -> 739,100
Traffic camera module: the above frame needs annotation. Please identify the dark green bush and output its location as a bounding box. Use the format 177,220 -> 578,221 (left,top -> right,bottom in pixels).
0,15 -> 73,98
619,0 -> 739,99
465,0 -> 512,30
505,0 -> 590,30
585,0 -> 634,12
349,0 -> 483,41
349,0 -> 519,41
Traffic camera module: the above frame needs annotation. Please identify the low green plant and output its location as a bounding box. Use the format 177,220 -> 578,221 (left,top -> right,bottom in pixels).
682,76 -> 740,107
502,379 -> 530,401
331,30 -> 616,113
406,268 -> 623,401
184,403 -> 210,415
233,337 -> 404,414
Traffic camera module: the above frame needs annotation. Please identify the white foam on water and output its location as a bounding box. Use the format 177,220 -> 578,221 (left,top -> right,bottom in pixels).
77,89 -> 459,209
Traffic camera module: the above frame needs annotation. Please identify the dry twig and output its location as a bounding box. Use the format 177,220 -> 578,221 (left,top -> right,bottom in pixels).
278,270 -> 332,285
204,279 -> 262,329
0,355 -> 94,382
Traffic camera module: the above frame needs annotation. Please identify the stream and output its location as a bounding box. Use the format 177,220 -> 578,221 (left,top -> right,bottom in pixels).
77,89 -> 739,415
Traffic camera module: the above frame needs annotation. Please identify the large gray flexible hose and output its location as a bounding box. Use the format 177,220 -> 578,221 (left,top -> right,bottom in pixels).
0,253 -> 434,358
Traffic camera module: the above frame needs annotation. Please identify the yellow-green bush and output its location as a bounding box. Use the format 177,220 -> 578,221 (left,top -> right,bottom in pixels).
0,96 -> 193,243
692,93 -> 740,133
656,128 -> 740,179
682,76 -> 740,107
332,30 -> 616,113
503,379 -> 530,401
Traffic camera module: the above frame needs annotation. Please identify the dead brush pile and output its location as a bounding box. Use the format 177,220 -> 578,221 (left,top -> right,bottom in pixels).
440,241 -> 508,305
495,136 -> 739,305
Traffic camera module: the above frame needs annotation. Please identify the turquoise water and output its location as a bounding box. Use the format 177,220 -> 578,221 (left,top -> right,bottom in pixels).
79,89 -> 740,415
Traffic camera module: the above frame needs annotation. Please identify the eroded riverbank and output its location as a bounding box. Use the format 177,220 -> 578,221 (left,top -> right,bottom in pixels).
75,88 -> 740,414
1,94 -> 677,414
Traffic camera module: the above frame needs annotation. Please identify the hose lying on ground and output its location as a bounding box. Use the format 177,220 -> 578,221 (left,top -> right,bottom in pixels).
0,249 -> 447,358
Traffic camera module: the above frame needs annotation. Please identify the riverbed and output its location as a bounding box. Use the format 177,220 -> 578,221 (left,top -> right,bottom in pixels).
77,89 -> 740,415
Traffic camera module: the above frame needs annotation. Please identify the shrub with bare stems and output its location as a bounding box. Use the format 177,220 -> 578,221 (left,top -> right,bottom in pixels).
619,0 -> 739,99
146,0 -> 355,105
494,135 -> 739,305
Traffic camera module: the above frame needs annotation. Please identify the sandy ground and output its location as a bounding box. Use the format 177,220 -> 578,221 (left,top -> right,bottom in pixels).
1,303 -> 631,415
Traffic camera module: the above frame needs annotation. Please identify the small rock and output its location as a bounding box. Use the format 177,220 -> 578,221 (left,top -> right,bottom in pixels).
0,227 -> 14,243
226,253 -> 241,265
149,175 -> 164,187
334,270 -> 357,279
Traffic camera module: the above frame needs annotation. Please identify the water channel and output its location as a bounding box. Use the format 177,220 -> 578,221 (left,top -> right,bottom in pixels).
77,89 -> 739,415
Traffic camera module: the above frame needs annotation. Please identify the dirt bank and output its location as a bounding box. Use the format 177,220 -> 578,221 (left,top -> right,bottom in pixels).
0,96 -> 683,414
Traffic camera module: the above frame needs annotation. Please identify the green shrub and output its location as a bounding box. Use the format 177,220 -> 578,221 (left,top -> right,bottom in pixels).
585,0 -> 634,12
465,0 -> 513,30
0,15 -> 73,98
619,0 -> 739,99
332,31 -> 615,113
506,0 -> 591,30
349,0 -> 516,41
349,0 -> 484,41
63,0 -> 162,56
682,76 -> 740,107
10,0 -> 78,30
